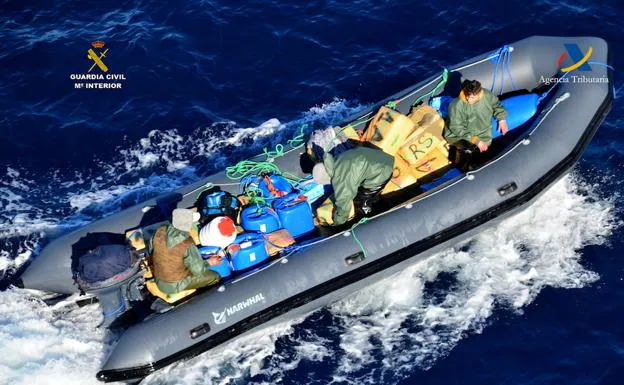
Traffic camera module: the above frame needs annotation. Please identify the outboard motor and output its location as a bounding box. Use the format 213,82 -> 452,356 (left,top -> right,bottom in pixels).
73,244 -> 145,326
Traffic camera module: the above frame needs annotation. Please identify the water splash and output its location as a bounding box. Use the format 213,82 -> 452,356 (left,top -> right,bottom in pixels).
0,289 -> 113,385
139,173 -> 615,385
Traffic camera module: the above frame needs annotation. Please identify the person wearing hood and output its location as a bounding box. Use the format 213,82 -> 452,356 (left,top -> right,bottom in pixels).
149,208 -> 221,295
444,79 -> 509,153
312,146 -> 394,226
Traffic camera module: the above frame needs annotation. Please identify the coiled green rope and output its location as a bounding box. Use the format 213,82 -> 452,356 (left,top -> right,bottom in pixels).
225,160 -> 282,179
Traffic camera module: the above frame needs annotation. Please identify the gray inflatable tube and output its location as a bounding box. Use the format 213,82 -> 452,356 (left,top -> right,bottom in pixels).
17,36 -> 614,382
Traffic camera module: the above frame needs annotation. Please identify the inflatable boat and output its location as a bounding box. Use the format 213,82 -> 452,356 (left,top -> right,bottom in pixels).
16,36 -> 613,382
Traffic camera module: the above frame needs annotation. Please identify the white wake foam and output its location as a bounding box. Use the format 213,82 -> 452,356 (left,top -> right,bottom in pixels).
0,290 -> 112,385
139,173 -> 615,385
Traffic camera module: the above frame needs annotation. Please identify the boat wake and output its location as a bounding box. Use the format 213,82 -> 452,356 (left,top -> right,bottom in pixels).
140,173 -> 616,385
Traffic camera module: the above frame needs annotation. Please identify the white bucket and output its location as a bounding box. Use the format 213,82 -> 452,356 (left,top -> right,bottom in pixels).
199,216 -> 237,248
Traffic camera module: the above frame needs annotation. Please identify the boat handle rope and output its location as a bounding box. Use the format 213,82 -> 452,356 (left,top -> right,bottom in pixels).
491,45 -> 518,96
587,61 -> 617,98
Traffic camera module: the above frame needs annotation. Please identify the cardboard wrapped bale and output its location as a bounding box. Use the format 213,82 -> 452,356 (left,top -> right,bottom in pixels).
264,229 -> 296,256
316,196 -> 355,226
363,106 -> 415,155
390,156 -> 419,189
407,105 -> 445,140
381,179 -> 401,195
398,132 -> 449,166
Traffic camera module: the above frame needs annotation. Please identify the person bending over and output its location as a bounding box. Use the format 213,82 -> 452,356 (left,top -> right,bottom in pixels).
312,147 -> 393,226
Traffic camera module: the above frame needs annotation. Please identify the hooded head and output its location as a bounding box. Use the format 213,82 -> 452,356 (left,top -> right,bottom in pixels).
171,208 -> 201,232
312,163 -> 331,185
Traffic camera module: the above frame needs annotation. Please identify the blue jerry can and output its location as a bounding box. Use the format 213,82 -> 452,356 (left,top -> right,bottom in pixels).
273,194 -> 315,238
240,206 -> 281,233
229,233 -> 270,271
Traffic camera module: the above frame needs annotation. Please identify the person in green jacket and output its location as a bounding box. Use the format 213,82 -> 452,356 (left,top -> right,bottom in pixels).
312,146 -> 394,226
444,79 -> 509,153
149,208 -> 221,295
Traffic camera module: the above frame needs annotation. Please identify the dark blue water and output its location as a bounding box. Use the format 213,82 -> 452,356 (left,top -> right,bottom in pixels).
1,1 -> 623,384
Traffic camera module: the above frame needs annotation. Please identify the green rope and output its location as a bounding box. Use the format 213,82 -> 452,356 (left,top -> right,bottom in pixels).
262,143 -> 285,160
241,186 -> 270,212
350,217 -> 369,258
349,115 -> 375,129
261,124 -> 307,161
411,68 -> 449,107
287,125 -> 306,149
225,160 -> 282,180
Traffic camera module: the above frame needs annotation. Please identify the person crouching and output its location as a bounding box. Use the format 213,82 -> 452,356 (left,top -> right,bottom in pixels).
312,147 -> 393,227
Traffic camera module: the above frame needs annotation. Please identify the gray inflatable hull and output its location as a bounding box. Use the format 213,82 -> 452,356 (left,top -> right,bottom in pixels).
18,36 -> 613,382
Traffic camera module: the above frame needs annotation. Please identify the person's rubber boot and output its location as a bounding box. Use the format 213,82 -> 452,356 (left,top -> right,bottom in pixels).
353,184 -> 385,217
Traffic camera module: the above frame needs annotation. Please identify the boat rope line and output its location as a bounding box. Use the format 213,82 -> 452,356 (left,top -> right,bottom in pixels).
537,71 -> 573,104
491,45 -> 518,96
528,92 -> 571,137
453,50 -> 507,72
183,48 -> 513,201
182,181 -> 240,199
410,68 -> 449,107
349,217 -> 369,258
222,235 -> 328,286
193,182 -> 215,200
587,61 -> 617,98
384,68 -> 449,111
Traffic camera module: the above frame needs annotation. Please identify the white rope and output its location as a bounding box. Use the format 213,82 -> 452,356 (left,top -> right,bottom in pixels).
182,181 -> 241,198
453,50 -> 508,72
396,49 -> 508,104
